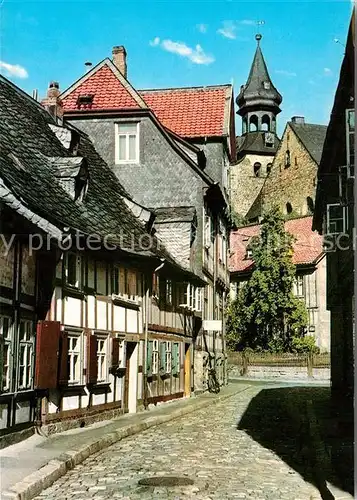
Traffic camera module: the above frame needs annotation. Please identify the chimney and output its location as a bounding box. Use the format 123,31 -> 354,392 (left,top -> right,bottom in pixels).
41,81 -> 63,123
112,46 -> 127,78
291,116 -> 305,125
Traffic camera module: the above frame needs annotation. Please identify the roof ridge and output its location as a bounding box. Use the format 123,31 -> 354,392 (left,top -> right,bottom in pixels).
0,74 -> 54,116
139,84 -> 232,92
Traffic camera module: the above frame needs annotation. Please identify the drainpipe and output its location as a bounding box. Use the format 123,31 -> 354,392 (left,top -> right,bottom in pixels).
143,259 -> 165,410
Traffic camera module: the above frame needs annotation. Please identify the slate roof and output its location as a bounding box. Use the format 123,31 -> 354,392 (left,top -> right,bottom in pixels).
139,85 -> 232,138
289,122 -> 327,165
230,216 -> 324,273
152,206 -> 196,224
236,131 -> 280,157
0,75 -> 203,282
237,38 -> 282,114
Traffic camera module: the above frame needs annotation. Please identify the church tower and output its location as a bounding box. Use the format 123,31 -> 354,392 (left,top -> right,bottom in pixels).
230,34 -> 283,222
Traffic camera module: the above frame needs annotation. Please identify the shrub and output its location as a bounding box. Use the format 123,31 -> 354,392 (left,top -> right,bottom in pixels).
291,335 -> 320,354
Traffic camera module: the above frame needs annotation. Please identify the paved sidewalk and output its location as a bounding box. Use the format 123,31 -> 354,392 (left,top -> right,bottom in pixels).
0,383 -> 248,500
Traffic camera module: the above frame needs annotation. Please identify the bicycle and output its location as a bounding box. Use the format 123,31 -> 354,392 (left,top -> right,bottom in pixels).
207,367 -> 221,394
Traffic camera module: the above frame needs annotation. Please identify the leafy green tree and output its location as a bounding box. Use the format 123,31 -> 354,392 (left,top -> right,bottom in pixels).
227,206 -> 308,352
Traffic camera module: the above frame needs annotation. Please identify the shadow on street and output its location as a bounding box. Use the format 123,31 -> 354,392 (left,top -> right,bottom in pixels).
237,386 -> 353,499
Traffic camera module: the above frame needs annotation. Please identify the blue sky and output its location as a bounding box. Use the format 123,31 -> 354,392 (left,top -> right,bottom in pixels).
0,0 -> 353,135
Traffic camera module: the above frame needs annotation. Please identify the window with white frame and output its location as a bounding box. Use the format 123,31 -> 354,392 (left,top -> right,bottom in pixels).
293,275 -> 304,298
115,122 -> 139,163
1,316 -> 12,392
195,288 -> 203,312
326,204 -> 348,235
152,339 -> 159,375
68,333 -> 83,384
18,320 -> 34,390
165,341 -> 172,373
66,252 -> 82,288
96,336 -> 109,383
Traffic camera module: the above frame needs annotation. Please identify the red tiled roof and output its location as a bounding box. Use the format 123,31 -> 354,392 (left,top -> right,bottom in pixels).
62,64 -> 141,112
229,216 -> 324,273
139,87 -> 229,138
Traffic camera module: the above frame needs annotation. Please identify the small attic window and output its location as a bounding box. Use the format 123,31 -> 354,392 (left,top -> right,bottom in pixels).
77,94 -> 94,109
246,248 -> 253,259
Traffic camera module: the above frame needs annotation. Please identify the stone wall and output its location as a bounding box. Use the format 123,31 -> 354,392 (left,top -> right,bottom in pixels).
230,153 -> 274,217
262,123 -> 318,216
228,364 -> 330,382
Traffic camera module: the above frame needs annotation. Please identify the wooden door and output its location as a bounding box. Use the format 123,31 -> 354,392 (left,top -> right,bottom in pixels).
184,343 -> 191,397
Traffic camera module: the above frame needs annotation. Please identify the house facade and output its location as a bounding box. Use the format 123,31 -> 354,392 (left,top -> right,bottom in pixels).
229,216 -> 330,352
312,10 -> 354,403
0,76 -> 203,442
60,47 -> 235,392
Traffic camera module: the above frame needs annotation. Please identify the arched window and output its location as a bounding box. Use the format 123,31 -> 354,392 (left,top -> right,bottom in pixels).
262,114 -> 270,131
266,163 -> 272,176
242,117 -> 248,134
286,202 -> 293,214
254,162 -> 261,177
249,115 -> 258,132
307,197 -> 314,214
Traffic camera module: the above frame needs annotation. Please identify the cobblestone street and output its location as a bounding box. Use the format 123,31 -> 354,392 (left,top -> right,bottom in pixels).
35,385 -> 323,500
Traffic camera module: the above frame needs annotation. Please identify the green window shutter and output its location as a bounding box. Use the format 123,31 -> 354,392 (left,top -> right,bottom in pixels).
172,342 -> 179,376
147,341 -> 153,377
159,342 -> 166,374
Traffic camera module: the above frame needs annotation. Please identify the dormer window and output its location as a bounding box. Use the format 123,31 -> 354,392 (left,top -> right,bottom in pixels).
263,81 -> 271,90
77,94 -> 94,109
115,122 -> 139,163
246,249 -> 253,259
51,157 -> 89,202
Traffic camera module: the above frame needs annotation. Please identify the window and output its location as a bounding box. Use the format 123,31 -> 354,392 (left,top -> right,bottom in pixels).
253,162 -> 261,177
112,266 -> 120,295
97,336 -> 108,383
172,342 -> 180,376
204,208 -> 212,249
293,275 -> 304,298
66,253 -> 82,288
190,221 -> 197,247
266,163 -> 272,176
152,340 -> 159,375
262,114 -> 270,131
127,269 -> 137,300
165,280 -> 173,305
249,115 -> 258,132
326,204 -> 348,235
1,316 -> 12,392
307,197 -> 314,214
286,202 -> 293,215
115,123 -> 139,163
195,288 -> 203,312
295,157 -> 298,167
165,341 -> 172,373
346,109 -> 355,175
18,320 -> 34,390
246,249 -> 253,259
68,333 -> 83,384
285,150 -> 291,168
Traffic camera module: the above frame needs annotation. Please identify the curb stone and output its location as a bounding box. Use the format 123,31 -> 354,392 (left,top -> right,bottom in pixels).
2,386 -> 249,500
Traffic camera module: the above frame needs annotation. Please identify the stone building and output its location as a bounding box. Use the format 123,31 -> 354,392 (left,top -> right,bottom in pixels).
262,118 -> 327,218
229,216 -> 330,352
230,34 -> 282,220
59,47 -> 235,392
313,9 -> 354,403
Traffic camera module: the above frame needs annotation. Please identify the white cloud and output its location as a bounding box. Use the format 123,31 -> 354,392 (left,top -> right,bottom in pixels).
217,21 -> 237,39
0,61 -> 28,79
324,67 -> 332,75
240,19 -> 256,25
275,69 -> 297,77
149,37 -> 160,47
196,23 -> 208,33
150,38 -> 214,65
